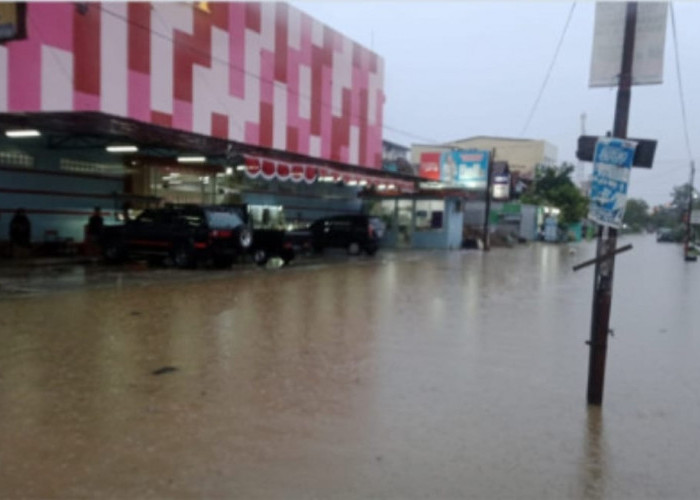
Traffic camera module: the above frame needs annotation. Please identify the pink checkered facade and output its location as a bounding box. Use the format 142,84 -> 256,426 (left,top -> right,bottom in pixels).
0,2 -> 385,168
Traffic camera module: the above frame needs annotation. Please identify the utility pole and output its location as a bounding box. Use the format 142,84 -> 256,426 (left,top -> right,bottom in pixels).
586,2 -> 637,406
685,161 -> 696,261
578,113 -> 587,185
483,148 -> 495,251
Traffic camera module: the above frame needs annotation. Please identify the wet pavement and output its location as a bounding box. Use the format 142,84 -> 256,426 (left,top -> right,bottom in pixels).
1,235 -> 699,499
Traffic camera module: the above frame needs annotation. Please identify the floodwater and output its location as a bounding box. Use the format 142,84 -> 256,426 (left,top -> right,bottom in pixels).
1,235 -> 699,499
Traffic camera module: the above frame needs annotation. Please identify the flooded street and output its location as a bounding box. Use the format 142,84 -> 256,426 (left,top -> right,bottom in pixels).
1,235 -> 699,499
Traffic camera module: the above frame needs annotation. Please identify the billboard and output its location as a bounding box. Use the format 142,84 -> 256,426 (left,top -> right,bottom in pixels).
419,152 -> 442,180
0,3 -> 26,43
588,137 -> 637,228
419,149 -> 490,189
589,2 -> 668,87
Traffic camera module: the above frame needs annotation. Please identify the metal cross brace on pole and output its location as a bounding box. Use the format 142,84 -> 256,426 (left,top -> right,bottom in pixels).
573,244 -> 633,272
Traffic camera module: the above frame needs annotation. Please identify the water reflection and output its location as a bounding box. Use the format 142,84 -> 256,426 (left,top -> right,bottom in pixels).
2,237 -> 700,498
579,406 -> 608,500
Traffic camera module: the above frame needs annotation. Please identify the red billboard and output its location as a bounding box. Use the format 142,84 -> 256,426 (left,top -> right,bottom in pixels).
419,152 -> 441,180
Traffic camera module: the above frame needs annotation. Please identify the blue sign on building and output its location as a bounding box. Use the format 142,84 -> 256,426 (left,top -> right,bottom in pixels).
439,149 -> 490,189
588,137 -> 637,228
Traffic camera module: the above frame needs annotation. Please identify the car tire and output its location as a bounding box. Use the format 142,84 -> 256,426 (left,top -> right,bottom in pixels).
173,244 -> 196,269
102,241 -> 126,263
238,227 -> 253,250
253,248 -> 268,266
347,241 -> 361,255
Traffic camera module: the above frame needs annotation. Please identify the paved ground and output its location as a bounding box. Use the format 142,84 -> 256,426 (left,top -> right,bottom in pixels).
1,236 -> 699,499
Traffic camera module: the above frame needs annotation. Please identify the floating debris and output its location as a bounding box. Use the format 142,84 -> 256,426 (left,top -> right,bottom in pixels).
152,366 -> 178,376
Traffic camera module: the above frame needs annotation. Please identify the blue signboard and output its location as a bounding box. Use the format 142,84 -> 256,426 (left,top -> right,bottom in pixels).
588,137 -> 637,228
439,149 -> 490,189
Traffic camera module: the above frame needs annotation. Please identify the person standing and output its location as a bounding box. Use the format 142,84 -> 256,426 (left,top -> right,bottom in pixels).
86,207 -> 104,255
9,208 -> 31,256
10,208 -> 31,246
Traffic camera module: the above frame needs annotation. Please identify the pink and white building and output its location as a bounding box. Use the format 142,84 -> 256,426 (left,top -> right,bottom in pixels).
0,3 -> 414,244
0,1 -> 385,167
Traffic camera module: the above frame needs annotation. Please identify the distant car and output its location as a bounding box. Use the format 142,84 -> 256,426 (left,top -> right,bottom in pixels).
101,204 -> 252,268
656,227 -> 682,243
249,228 -> 313,266
309,214 -> 383,255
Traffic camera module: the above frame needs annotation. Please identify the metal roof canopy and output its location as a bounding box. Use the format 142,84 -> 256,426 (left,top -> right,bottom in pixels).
0,111 -> 421,183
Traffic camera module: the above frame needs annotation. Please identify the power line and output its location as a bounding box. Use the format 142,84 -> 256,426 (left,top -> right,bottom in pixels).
670,3 -> 694,162
519,2 -> 576,137
101,5 -> 442,147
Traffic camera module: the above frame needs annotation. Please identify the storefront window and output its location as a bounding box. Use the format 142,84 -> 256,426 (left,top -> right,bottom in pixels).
151,168 -> 217,205
415,200 -> 444,231
248,204 -> 286,229
368,199 -> 396,230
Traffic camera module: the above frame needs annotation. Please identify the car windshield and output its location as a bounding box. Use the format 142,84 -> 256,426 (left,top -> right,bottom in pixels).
206,210 -> 244,229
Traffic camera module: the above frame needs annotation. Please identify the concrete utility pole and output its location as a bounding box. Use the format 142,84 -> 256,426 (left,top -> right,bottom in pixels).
482,149 -> 495,251
586,2 -> 637,406
684,161 -> 696,261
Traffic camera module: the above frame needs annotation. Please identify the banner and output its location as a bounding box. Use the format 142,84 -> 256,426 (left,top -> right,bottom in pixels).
589,2 -> 668,87
0,3 -> 27,43
588,137 -> 637,228
441,149 -> 490,189
419,152 -> 441,180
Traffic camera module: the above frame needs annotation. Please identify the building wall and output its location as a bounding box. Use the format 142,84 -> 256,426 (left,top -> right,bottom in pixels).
412,137 -> 558,179
0,139 -> 125,243
0,2 -> 384,168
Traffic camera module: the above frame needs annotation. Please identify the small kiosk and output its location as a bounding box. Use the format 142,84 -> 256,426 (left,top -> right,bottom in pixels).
363,189 -> 468,250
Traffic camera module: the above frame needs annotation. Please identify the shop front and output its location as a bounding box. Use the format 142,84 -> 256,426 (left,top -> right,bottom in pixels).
0,112 -> 419,247
366,193 -> 465,250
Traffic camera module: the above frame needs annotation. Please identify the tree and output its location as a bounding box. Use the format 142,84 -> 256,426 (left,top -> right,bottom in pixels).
670,183 -> 700,210
521,164 -> 588,224
622,198 -> 649,232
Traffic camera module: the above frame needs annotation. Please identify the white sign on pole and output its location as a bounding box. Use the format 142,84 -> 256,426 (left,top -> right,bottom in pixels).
691,209 -> 700,225
589,2 -> 668,88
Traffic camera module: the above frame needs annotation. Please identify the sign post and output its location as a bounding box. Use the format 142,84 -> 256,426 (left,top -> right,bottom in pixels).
586,2 -> 639,406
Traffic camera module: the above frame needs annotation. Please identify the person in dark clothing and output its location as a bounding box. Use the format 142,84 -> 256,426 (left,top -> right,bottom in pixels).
87,207 -> 104,241
9,208 -> 31,248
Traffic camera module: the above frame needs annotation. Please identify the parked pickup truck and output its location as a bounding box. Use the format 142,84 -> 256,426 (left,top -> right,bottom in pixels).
101,204 -> 252,268
249,228 -> 313,266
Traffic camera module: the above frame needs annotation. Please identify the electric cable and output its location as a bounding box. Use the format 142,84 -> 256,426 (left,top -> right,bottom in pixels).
519,2 -> 576,137
670,3 -> 694,162
101,4 -> 443,146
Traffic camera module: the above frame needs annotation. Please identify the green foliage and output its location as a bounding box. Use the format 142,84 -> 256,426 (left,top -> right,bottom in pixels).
670,183 -> 700,210
521,164 -> 588,224
622,198 -> 649,232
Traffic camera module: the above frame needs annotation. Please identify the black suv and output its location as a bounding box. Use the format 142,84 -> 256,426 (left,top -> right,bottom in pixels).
101,204 -> 252,268
309,215 -> 384,255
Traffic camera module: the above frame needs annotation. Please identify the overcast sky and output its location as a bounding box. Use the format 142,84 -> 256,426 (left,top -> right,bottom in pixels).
290,1 -> 700,206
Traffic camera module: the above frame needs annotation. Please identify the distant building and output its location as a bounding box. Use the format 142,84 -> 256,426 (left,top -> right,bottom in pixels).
412,135 -> 558,180
382,140 -> 416,175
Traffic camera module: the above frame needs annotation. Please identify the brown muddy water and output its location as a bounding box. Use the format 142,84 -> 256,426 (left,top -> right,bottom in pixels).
1,235 -> 699,499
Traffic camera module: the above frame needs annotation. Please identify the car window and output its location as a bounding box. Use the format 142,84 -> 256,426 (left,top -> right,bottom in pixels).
206,210 -> 244,229
176,213 -> 205,227
136,210 -> 157,224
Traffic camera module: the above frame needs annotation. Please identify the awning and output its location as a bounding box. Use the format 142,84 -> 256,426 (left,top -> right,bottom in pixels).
240,154 -> 415,192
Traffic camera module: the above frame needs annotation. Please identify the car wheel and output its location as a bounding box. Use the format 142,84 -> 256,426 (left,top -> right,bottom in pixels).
173,244 -> 195,269
347,241 -> 361,255
253,248 -> 268,266
103,242 -> 125,263
239,227 -> 253,249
